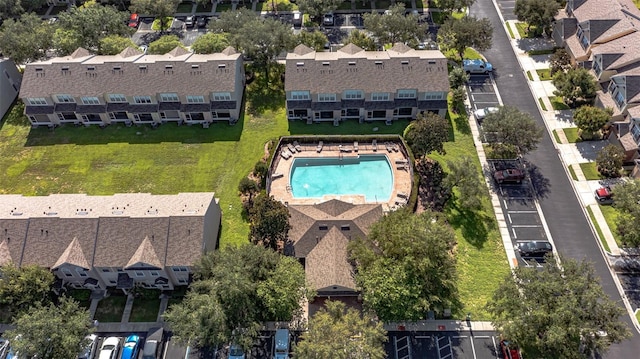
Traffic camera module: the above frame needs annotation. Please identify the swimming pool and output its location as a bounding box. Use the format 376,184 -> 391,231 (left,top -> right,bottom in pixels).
289,155 -> 393,202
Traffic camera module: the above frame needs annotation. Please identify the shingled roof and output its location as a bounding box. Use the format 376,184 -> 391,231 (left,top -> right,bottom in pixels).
126,235 -> 163,269
0,239 -> 12,266
52,237 -> 90,270
305,227 -> 355,291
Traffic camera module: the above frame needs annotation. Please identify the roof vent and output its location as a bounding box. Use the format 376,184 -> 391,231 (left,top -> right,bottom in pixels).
322,62 -> 330,66
428,60 -> 436,64
11,212 -> 23,216
296,62 -> 304,67
348,61 -> 356,66
76,210 -> 89,215
46,212 -> 58,216
87,66 -> 95,71
147,208 -> 158,215
184,210 -> 198,215
113,66 -> 121,71
139,65 -> 147,70
375,61 -> 383,65
35,67 -> 43,72
112,210 -> 124,215
165,65 -> 173,69
191,65 -> 200,69
61,66 -> 69,71
218,64 -> 226,68
401,60 -> 409,65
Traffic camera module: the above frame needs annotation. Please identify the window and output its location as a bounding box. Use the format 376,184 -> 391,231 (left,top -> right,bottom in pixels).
81,96 -> 100,105
135,271 -> 145,277
577,25 -> 589,49
424,92 -> 445,100
397,89 -> 416,99
102,268 -> 111,273
212,92 -> 231,101
615,91 -> 625,109
28,97 -> 48,105
371,92 -> 390,101
290,91 -> 310,100
151,271 -> 159,276
632,123 -> 640,141
178,279 -> 187,284
318,93 -> 336,102
108,94 -> 127,102
56,94 -> 75,103
62,268 -> 73,277
160,93 -> 179,102
109,280 -> 117,285
592,58 -> 602,77
133,96 -> 152,104
343,90 -> 363,99
187,95 -> 205,103
172,266 -> 188,272
76,268 -> 88,277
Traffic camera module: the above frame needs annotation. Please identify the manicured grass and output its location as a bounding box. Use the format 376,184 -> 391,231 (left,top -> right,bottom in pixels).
451,11 -> 465,20
176,2 -> 193,12
444,47 -> 482,62
538,98 -> 547,111
552,129 -> 561,144
429,96 -> 511,320
506,22 -> 515,39
600,205 -> 623,247
257,0 -> 297,12
338,1 -> 353,10
527,49 -> 556,56
536,68 -> 552,80
216,3 -> 233,11
514,22 -> 540,38
355,0 -> 372,9
586,206 -> 611,253
550,96 -> 570,110
66,289 -> 91,309
94,295 -> 127,322
130,295 -> 161,322
526,71 -> 533,81
579,162 -> 601,180
196,2 -> 213,12
568,164 -> 578,181
152,17 -> 173,31
376,0 -> 391,9
563,127 -> 581,143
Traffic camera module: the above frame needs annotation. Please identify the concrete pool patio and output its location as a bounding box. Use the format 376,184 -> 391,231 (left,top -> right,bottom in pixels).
268,139 -> 413,211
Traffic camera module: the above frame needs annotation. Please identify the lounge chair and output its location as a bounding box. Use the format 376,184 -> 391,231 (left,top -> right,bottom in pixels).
287,143 -> 297,153
293,141 -> 302,152
354,141 -> 359,152
280,150 -> 291,160
397,192 -> 409,199
316,141 -> 323,153
339,145 -> 352,153
392,143 -> 399,152
372,139 -> 377,152
395,159 -> 409,164
272,172 -> 284,179
395,197 -> 408,206
385,142 -> 393,152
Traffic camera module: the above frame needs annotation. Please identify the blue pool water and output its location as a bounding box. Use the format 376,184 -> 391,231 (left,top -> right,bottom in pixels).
290,155 -> 393,202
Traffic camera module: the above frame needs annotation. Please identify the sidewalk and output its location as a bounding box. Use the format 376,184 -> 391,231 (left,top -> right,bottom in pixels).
503,19 -> 621,257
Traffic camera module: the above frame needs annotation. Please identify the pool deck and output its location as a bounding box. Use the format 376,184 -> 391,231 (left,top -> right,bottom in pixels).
269,141 -> 413,211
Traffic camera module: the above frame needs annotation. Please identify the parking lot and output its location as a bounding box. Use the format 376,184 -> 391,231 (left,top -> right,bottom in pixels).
387,331 -> 501,359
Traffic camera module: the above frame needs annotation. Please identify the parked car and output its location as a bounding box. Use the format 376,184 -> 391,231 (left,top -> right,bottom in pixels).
463,59 -> 493,74
273,329 -> 290,359
228,344 -> 245,359
197,16 -> 207,28
99,337 -> 120,359
0,338 -> 9,359
516,240 -> 553,259
142,327 -> 163,359
120,335 -> 141,359
128,13 -> 140,28
493,168 -> 525,184
78,334 -> 98,359
500,340 -> 521,359
185,15 -> 195,28
595,186 -> 614,204
323,13 -> 334,26
473,106 -> 499,122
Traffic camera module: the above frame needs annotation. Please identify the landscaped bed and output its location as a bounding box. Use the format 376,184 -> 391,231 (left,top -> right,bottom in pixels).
94,294 -> 127,322
129,290 -> 161,322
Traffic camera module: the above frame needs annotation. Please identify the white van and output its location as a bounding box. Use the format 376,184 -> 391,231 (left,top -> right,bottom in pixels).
462,59 -> 493,74
273,329 -> 290,359
292,12 -> 302,28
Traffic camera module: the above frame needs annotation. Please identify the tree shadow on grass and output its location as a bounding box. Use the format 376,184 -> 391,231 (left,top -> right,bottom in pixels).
245,64 -> 286,116
444,200 -> 495,249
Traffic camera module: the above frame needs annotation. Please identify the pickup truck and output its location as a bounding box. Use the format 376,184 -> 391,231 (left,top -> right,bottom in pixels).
463,59 -> 493,74
493,168 -> 525,184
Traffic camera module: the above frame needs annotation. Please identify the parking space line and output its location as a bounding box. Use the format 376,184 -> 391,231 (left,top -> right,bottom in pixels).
511,224 -> 542,228
508,210 -> 537,213
511,227 -> 517,238
507,213 -> 512,223
474,336 -> 491,338
491,336 -> 499,359
470,335 -> 478,359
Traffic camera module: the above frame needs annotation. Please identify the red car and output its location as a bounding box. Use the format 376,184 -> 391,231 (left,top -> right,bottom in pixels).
595,186 -> 614,204
128,13 -> 140,28
493,168 -> 525,184
500,340 -> 521,359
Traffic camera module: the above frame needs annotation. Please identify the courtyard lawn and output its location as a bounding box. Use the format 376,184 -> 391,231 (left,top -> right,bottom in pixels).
600,205 -> 623,247
429,97 -> 511,320
550,96 -> 570,110
130,294 -> 161,322
152,17 -> 173,31
563,127 -> 581,143
94,295 -> 127,322
579,162 -> 601,180
536,68 -> 552,81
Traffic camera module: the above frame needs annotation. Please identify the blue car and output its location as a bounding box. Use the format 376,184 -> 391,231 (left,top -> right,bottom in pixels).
120,335 -> 141,359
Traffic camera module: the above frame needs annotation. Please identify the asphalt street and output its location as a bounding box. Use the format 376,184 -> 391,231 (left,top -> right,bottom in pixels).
387,331 -> 501,359
471,0 -> 640,357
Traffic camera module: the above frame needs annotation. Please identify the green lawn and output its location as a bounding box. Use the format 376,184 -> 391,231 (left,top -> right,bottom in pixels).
568,164 -> 578,181
176,2 -> 193,12
579,162 -> 601,180
94,295 -> 127,322
550,96 -> 570,110
376,0 -> 391,9
599,205 -> 623,247
586,206 -> 611,253
538,98 -> 547,111
257,0 -> 298,12
66,289 -> 91,309
552,129 -> 561,144
216,3 -> 233,12
196,2 -> 213,12
130,295 -> 161,322
429,96 -> 510,320
536,68 -> 552,81
152,17 -> 173,31
514,22 -> 540,38
563,127 -> 581,143
355,0 -> 372,9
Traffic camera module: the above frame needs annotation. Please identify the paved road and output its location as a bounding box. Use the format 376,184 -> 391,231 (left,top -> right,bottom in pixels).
387,331 -> 501,359
470,0 -> 640,357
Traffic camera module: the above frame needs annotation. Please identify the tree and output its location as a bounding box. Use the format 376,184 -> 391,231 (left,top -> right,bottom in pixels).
297,0 -> 341,22
147,35 -> 185,54
191,33 -> 230,54
238,177 -> 259,195
6,298 -> 93,359
438,16 -> 493,60
164,245 -> 311,349
296,30 -> 329,52
550,47 -> 572,75
98,35 -> 138,55
294,301 -> 387,359
572,105 -> 611,139
363,4 -> 428,46
514,0 -> 562,36
444,156 -> 487,211
481,105 -> 543,156
0,0 -> 47,19
449,67 -> 470,89
0,264 -> 54,318
348,210 -> 459,321
611,179 -> 640,246
249,193 -> 291,250
487,256 -> 631,359
596,144 -> 624,179
0,13 -> 54,64
438,0 -> 476,13
404,111 -> 450,158
211,9 -> 258,35
552,67 -> 598,107
342,29 -> 376,51
130,0 -> 180,34
54,1 -> 132,54
450,86 -> 467,112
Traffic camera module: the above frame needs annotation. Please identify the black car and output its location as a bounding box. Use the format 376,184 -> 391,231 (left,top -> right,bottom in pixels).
516,241 -> 553,259
197,16 -> 207,28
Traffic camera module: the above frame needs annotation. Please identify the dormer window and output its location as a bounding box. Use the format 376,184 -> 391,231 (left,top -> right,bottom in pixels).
56,94 -> 75,103
212,92 -> 231,101
186,95 -> 205,103
81,96 -> 100,105
108,94 -> 127,103
133,96 -> 152,104
27,97 -> 48,105
160,93 -> 179,102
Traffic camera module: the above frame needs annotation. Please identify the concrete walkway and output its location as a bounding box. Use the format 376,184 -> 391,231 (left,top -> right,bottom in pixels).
504,20 -> 621,256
